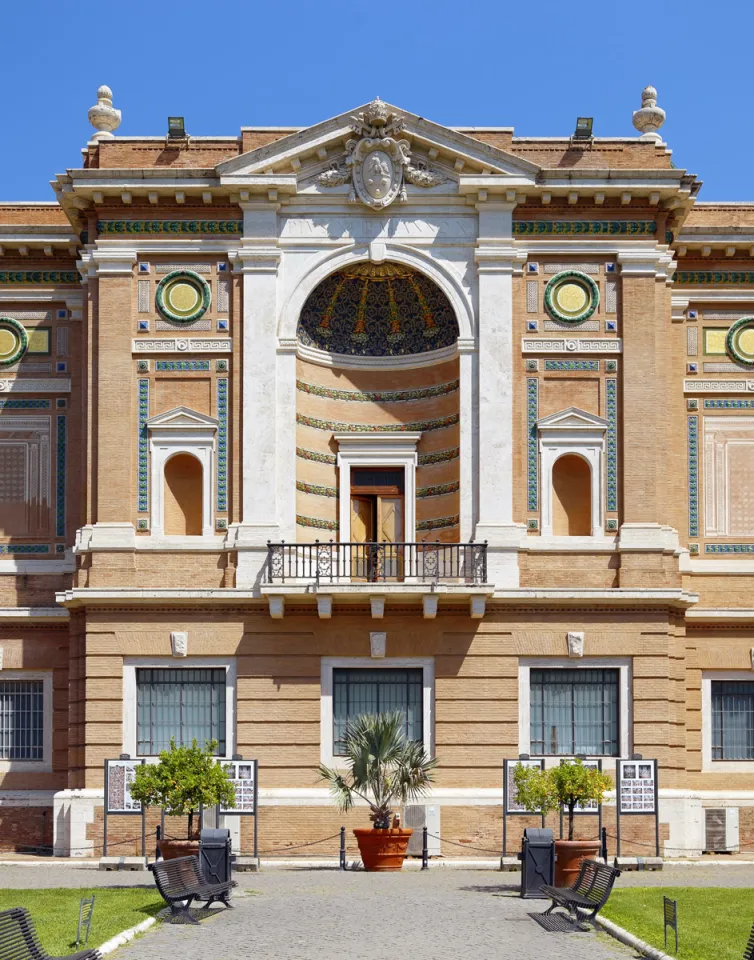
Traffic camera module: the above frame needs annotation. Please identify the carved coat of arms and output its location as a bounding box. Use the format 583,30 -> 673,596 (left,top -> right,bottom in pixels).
316,98 -> 445,209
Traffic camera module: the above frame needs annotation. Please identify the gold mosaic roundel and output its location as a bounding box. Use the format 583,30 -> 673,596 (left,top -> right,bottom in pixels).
155,270 -> 211,324
726,316 -> 754,366
544,270 -> 599,325
0,317 -> 28,367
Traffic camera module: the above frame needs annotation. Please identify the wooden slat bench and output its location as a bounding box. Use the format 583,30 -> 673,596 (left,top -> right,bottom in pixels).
0,906 -> 101,960
150,854 -> 235,923
540,858 -> 621,930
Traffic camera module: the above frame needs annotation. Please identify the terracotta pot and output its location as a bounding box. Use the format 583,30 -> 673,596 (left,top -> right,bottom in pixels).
353,828 -> 413,872
159,838 -> 200,861
554,839 -> 601,887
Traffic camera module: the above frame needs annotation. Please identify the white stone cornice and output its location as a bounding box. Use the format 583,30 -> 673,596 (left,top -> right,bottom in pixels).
296,339 -> 459,370
522,337 -> 621,354
132,338 -> 232,354
0,606 -> 69,620
616,248 -> 671,277
671,294 -> 691,322
683,379 -> 754,393
0,378 -> 71,393
0,289 -> 81,305
91,248 -> 137,275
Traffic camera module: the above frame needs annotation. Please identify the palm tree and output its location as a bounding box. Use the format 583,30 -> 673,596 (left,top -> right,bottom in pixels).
318,712 -> 437,829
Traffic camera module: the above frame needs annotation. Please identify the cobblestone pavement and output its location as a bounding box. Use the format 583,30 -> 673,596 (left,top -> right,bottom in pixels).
111,870 -> 632,960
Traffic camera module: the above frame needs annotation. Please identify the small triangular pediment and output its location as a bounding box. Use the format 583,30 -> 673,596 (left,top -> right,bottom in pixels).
537,407 -> 608,430
217,100 -> 540,191
146,407 -> 218,430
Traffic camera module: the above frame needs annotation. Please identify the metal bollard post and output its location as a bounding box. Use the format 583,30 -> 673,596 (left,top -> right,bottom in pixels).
339,826 -> 346,870
155,825 -> 161,863
601,826 -> 608,864
421,826 -> 429,870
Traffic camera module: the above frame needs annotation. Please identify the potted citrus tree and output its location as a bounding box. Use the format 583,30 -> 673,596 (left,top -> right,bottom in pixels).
513,758 -> 612,886
319,711 -> 437,871
130,738 -> 236,860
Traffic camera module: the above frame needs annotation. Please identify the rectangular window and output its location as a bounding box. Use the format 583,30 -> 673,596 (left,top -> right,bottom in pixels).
530,668 -> 619,756
333,668 -> 422,756
712,681 -> 754,760
0,680 -> 44,761
136,668 -> 226,755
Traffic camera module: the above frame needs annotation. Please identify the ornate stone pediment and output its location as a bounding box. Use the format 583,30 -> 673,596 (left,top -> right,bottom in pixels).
145,407 -> 218,432
537,407 -> 608,432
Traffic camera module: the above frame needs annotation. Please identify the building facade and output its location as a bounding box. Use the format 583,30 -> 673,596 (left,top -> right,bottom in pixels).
0,85 -> 752,858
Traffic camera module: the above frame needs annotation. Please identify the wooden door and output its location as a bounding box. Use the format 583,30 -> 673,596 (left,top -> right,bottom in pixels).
377,496 -> 404,578
350,496 -> 374,579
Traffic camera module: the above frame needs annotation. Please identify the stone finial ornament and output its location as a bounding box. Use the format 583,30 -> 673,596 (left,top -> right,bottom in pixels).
88,85 -> 121,141
632,85 -> 666,142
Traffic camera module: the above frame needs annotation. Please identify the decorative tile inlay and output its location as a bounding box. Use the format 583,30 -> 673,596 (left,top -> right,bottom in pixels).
296,413 -> 459,433
689,543 -> 699,554
527,518 -> 539,531
526,359 -> 539,371
296,379 -> 459,403
216,518 -> 228,530
56,327 -> 69,357
677,272 -> 754,285
137,360 -> 150,372
687,399 -> 699,410
417,480 -> 460,498
217,279 -> 230,313
4,310 -> 52,321
137,518 -> 149,531
0,399 -> 50,409
155,360 -> 211,371
138,280 -> 150,313
606,379 -> 618,513
544,271 -> 600,325
417,514 -> 460,531
216,379 -> 228,513
296,514 -> 338,531
98,220 -> 242,235
419,446 -> 460,465
527,378 -> 538,511
701,362 -> 744,373
687,327 -> 698,357
514,221 -> 656,236
156,319 -> 212,332
544,360 -> 599,371
137,379 -> 149,512
522,338 -> 621,354
684,380 -> 754,393
545,320 -> 600,332
296,446 -> 337,465
297,481 -> 338,498
132,338 -> 231,353
156,270 -> 211,324
605,280 -> 617,314
606,518 -> 618,532
0,544 -> 50,554
155,263 -> 212,274
705,544 -> 754,554
687,415 -> 698,537
543,263 -> 601,274
605,359 -> 618,372
526,281 -> 538,313
704,399 -> 754,408
0,379 -> 71,393
216,359 -> 229,372
0,271 -> 78,284
55,414 -> 66,538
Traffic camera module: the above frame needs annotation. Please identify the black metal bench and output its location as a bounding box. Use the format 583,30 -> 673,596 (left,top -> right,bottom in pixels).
540,858 -> 621,930
743,921 -> 754,960
150,854 -> 235,923
0,907 -> 100,960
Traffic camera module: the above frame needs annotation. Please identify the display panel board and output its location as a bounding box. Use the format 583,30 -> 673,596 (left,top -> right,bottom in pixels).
504,758 -> 545,814
559,758 -> 602,814
618,758 -> 657,815
219,759 -> 258,815
105,759 -> 145,815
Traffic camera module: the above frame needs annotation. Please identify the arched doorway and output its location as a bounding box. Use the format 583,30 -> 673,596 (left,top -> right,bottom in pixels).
164,453 -> 203,536
552,454 -> 592,536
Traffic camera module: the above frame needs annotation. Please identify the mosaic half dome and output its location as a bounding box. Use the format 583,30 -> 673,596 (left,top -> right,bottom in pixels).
297,262 -> 459,357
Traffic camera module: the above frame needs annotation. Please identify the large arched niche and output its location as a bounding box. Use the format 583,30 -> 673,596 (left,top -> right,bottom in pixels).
296,262 -> 460,360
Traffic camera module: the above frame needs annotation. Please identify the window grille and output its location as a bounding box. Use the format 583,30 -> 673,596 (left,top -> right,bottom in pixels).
136,668 -> 226,755
712,681 -> 754,760
333,668 -> 422,756
530,668 -> 619,756
0,680 -> 44,761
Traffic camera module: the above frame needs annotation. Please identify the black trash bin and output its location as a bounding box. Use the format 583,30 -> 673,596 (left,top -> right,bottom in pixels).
518,827 -> 554,899
199,828 -> 232,885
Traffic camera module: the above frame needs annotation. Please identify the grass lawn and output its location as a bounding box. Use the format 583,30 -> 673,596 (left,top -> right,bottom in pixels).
602,887 -> 754,960
0,888 -> 164,955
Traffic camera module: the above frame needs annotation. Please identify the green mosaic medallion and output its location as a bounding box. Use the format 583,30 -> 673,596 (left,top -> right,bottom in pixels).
0,317 -> 29,367
726,316 -> 754,366
155,270 -> 211,323
544,271 -> 599,325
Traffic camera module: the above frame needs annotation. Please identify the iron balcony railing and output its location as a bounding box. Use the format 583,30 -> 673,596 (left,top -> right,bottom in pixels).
265,540 -> 488,584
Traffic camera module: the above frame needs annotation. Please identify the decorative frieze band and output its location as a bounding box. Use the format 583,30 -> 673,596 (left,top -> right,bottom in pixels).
296,413 -> 459,433
0,544 -> 50,555
705,544 -> 754,554
56,415 -> 66,538
522,338 -> 621,354
297,481 -> 338,498
137,379 -> 149,513
417,514 -> 459,531
296,379 -> 459,403
132,338 -> 231,354
687,415 -> 698,538
417,480 -> 459,498
295,445 -> 461,466
704,399 -> 754,408
155,361 -> 211,371
216,379 -> 228,513
155,263 -> 213,273
0,399 -> 50,409
514,221 -> 656,236
0,379 -> 71,393
296,446 -> 337,465
0,271 -> 79,285
98,221 -> 242,235
606,379 -> 618,513
684,379 -> 754,393
676,272 -> 754,285
296,514 -> 338,531
527,378 -> 538,511
543,263 -> 601,274
544,360 -> 599,371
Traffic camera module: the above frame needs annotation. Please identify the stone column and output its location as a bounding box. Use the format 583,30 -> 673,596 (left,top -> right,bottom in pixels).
458,339 -> 476,543
473,202 -> 526,587
235,202 -> 283,589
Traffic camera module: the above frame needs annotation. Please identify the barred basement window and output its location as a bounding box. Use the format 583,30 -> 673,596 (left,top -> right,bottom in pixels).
136,668 -> 226,755
0,680 -> 44,761
333,668 -> 422,756
712,681 -> 754,760
530,668 -> 619,756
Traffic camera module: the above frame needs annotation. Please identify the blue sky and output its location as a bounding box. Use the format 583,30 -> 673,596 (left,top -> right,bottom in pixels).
1,0 -> 750,201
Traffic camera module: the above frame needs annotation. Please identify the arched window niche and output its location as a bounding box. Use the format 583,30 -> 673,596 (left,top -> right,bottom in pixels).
537,408 -> 608,538
145,407 -> 218,538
